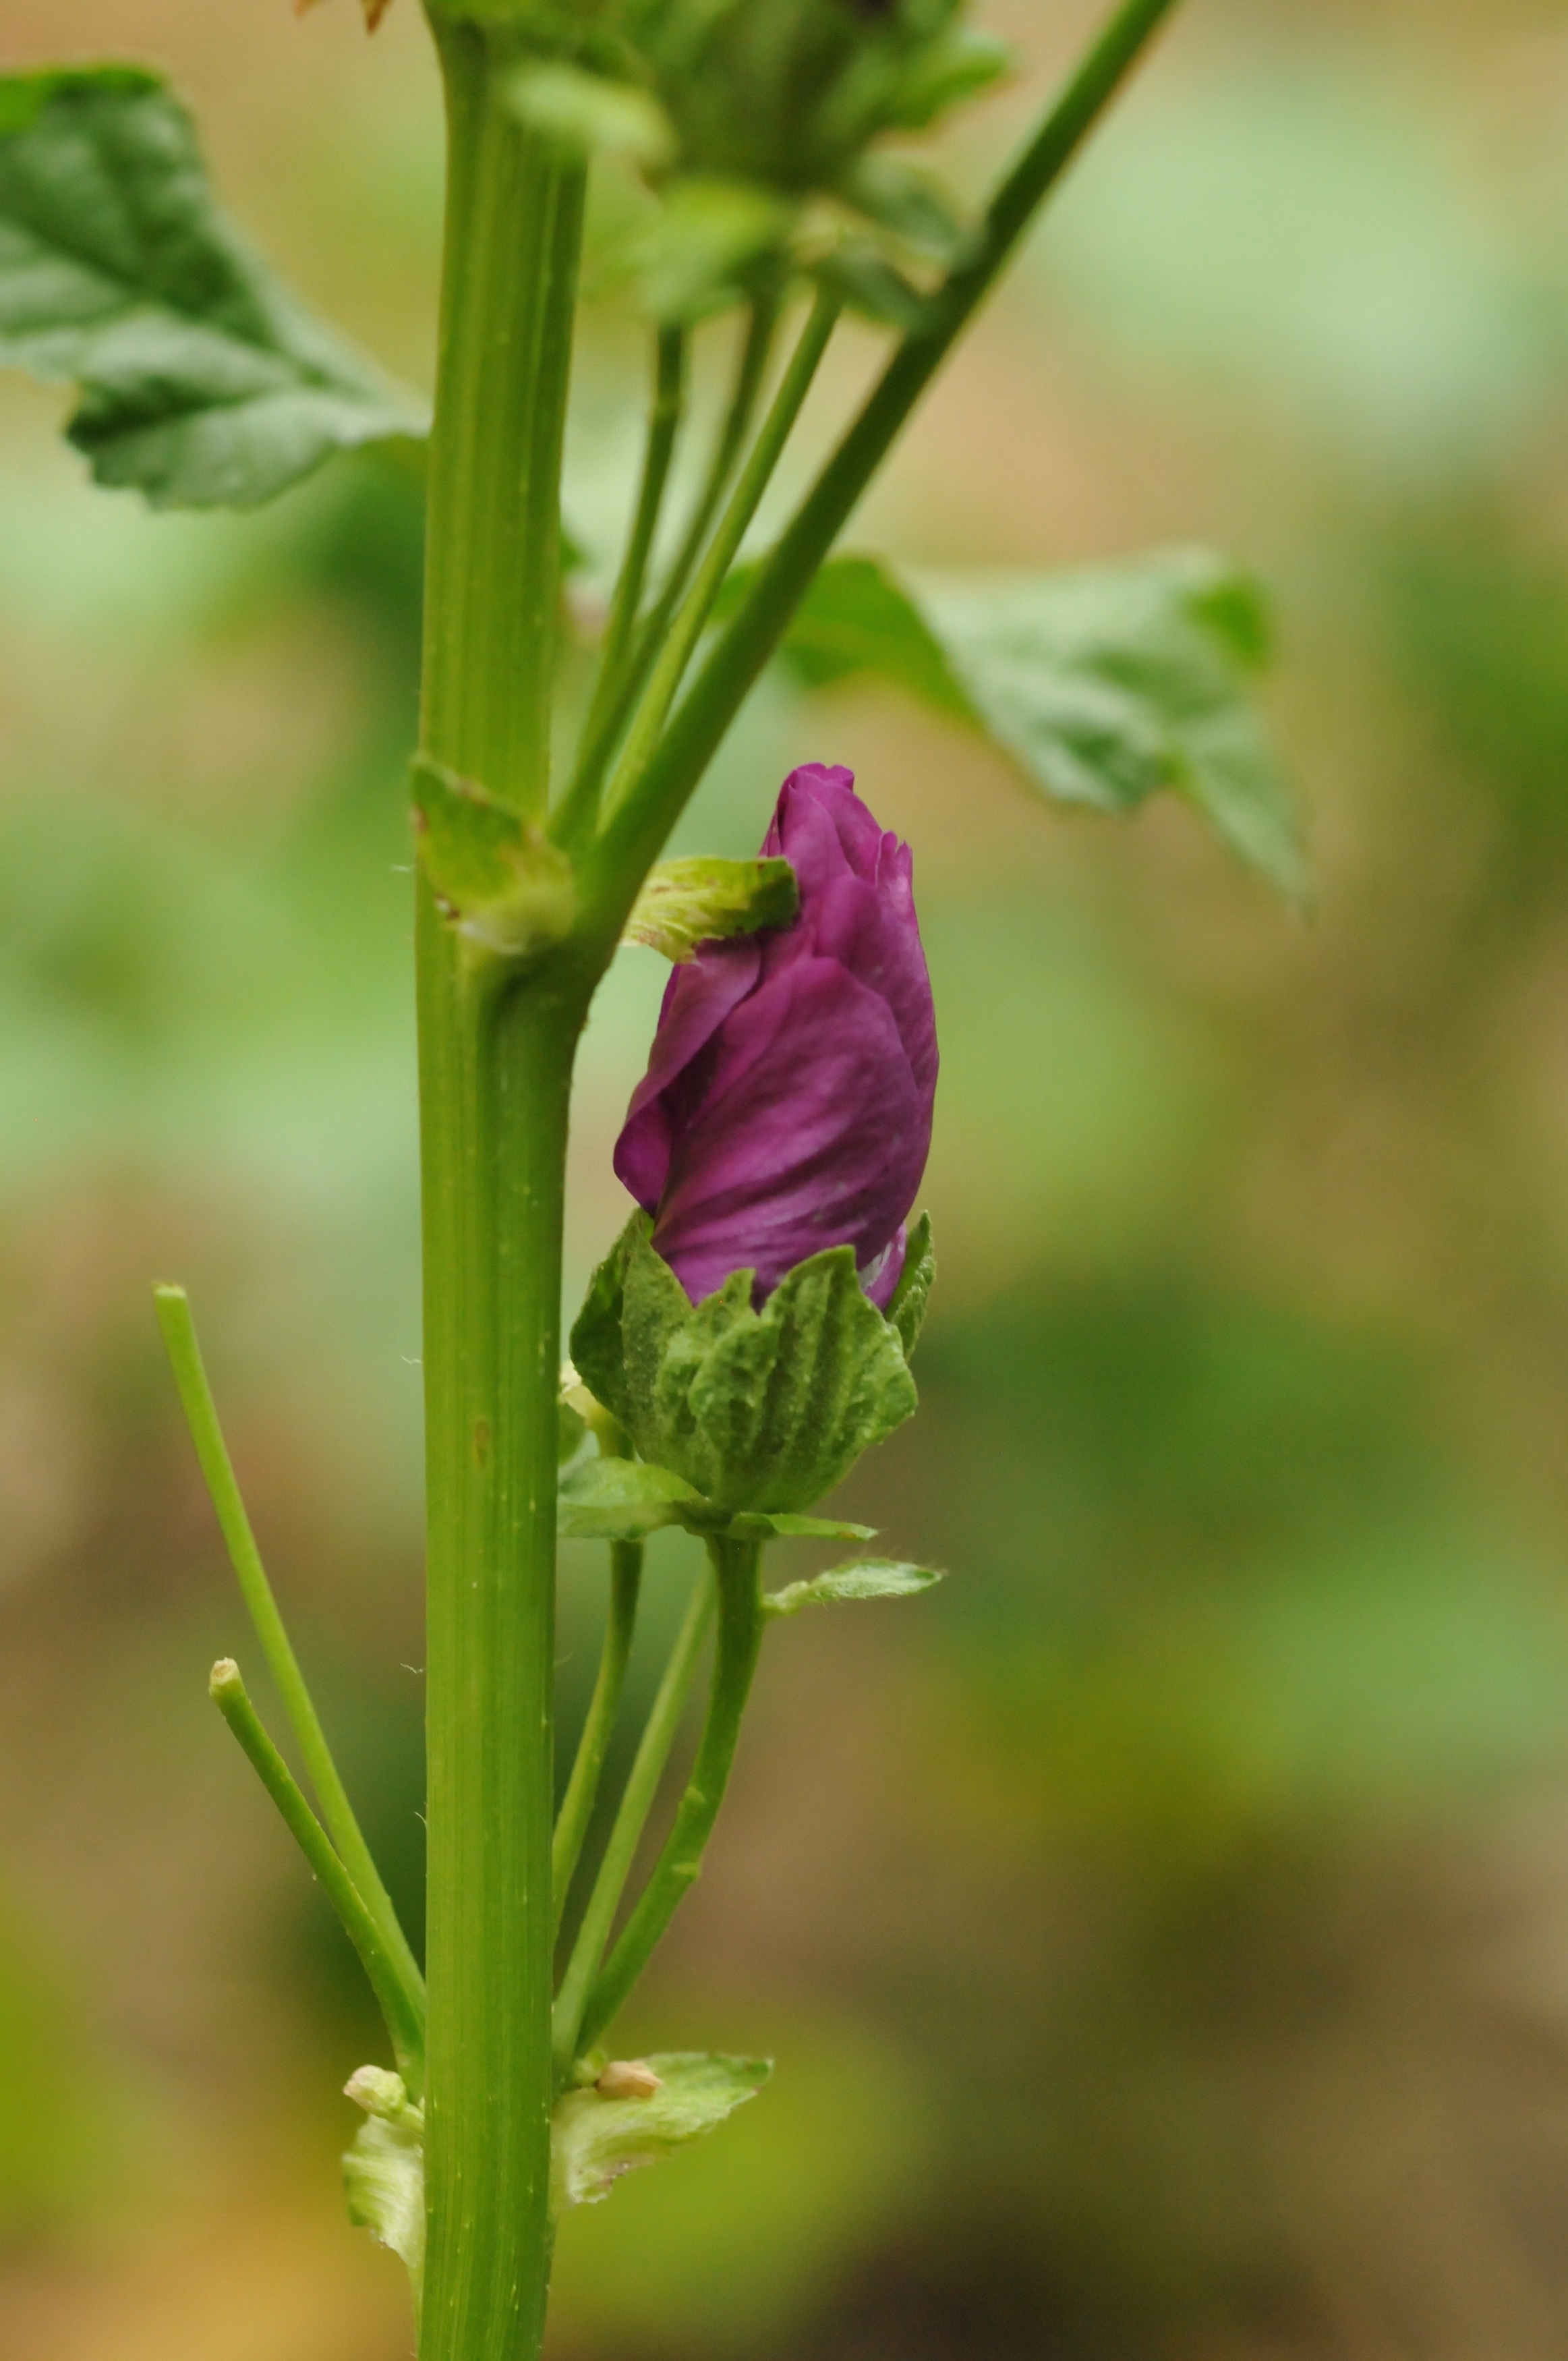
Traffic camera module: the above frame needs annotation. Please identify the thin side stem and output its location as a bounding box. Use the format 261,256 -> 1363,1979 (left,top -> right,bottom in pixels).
552,1539 -> 644,1932
154,1285 -> 424,2006
577,1535 -> 765,2059
418,22 -> 589,2361
554,292 -> 781,848
602,289 -> 841,825
581,0 -> 1186,927
580,329 -> 687,756
210,1659 -> 426,2092
551,1567 -> 716,2080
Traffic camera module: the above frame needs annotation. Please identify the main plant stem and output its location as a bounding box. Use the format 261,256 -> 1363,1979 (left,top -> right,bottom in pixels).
417,22 -> 587,2360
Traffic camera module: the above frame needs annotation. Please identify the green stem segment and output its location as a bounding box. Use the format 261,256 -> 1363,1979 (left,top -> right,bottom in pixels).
552,1566 -> 717,2079
603,289 -> 841,822
210,1659 -> 426,2091
552,1539 -> 645,1931
417,25 -> 589,2361
154,1284 -> 424,2008
583,0 -> 1184,921
578,1537 -> 765,2061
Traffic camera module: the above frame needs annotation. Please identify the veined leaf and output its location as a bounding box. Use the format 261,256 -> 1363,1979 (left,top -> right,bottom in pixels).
759,549 -> 1305,901
622,855 -> 798,963
552,2051 -> 771,2211
0,66 -> 428,509
765,1559 -> 945,1617
342,2068 -> 424,2290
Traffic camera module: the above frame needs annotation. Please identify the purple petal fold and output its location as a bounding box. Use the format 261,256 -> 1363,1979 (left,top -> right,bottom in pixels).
613,764 -> 937,1307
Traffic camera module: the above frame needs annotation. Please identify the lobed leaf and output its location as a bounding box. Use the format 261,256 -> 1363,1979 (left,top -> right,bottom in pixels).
765,1559 -> 945,1617
0,67 -> 428,509
622,855 -> 798,963
552,2051 -> 771,2211
761,550 -> 1305,900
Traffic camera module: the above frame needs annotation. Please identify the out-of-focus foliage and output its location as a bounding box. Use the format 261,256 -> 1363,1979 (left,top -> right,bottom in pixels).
6,3 -> 1568,2359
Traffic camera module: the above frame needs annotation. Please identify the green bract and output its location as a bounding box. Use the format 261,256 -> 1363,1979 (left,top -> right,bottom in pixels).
570,1211 -> 933,1514
0,67 -> 427,508
478,0 -> 1012,317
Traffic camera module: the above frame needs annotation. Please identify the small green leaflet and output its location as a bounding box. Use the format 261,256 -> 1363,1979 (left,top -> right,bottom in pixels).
0,67 -> 428,509
752,549 -> 1305,901
411,757 -> 577,959
765,1560 -> 945,1618
557,1454 -> 699,1540
732,1511 -> 877,1542
552,2052 -> 771,2211
622,855 -> 799,963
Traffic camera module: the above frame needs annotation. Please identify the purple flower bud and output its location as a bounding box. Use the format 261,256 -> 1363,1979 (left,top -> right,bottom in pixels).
615,764 -> 937,1310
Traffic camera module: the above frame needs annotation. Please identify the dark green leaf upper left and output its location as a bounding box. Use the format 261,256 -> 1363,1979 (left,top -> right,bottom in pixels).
0,67 -> 428,509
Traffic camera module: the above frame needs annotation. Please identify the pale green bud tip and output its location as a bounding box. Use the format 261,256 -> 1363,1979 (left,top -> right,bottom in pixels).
208,1657 -> 242,1702
345,2065 -> 409,2119
152,1282 -> 187,1305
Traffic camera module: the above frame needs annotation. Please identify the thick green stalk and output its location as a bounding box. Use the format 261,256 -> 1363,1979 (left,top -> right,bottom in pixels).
576,1536 -> 764,2059
552,1539 -> 644,1931
581,0 -> 1186,926
154,1286 -> 423,2007
210,1659 -> 426,2093
417,22 -> 589,2361
551,1568 -> 716,2080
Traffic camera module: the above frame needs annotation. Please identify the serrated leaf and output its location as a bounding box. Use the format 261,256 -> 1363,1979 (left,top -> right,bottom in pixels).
885,1211 -> 935,1361
765,1559 -> 944,1617
731,1511 -> 877,1541
343,2068 -> 424,2289
508,62 -> 676,169
558,1453 -> 699,1540
0,67 -> 428,509
552,2051 -> 771,2211
411,756 -> 577,957
623,855 -> 798,963
765,551 -> 1304,901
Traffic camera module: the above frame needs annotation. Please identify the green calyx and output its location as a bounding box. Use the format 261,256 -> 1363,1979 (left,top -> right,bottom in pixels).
569,1210 -> 933,1515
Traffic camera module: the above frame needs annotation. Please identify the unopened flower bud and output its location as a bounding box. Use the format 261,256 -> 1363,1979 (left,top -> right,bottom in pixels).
597,2059 -> 664,2100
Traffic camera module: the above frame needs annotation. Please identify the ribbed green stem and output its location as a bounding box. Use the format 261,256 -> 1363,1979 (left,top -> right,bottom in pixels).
154,1286 -> 423,2008
577,1536 -> 764,2059
551,1568 -> 716,2080
210,1659 -> 426,2092
552,1540 -> 644,1931
417,22 -> 588,2361
581,0 -> 1186,929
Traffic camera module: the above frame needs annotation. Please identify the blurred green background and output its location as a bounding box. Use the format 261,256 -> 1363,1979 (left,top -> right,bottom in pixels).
7,1 -> 1568,2354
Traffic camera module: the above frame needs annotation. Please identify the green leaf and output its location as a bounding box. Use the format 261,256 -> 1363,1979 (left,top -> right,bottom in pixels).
765,1560 -> 945,1618
569,1222 -> 639,1440
884,26 -> 1015,131
885,1211 -> 935,1363
622,855 -> 798,963
731,1512 -> 877,1541
0,66 -> 428,509
765,550 -> 1305,901
621,176 -> 794,322
557,1454 -> 699,1541
840,155 -> 965,260
811,243 -> 933,335
411,756 -> 577,959
342,2068 -> 424,2289
558,1397 -> 588,1467
552,2052 -> 771,2211
507,62 -> 676,170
